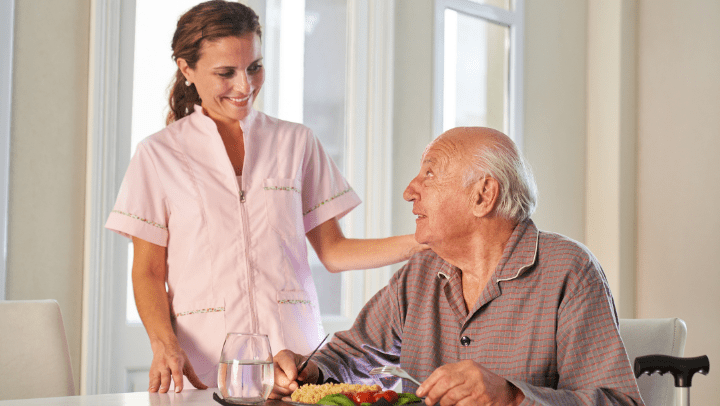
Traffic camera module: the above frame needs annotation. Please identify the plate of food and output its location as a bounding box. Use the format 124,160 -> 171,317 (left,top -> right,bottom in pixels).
290,383 -> 423,406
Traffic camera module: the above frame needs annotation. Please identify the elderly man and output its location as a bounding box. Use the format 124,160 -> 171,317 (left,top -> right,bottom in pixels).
271,127 -> 644,406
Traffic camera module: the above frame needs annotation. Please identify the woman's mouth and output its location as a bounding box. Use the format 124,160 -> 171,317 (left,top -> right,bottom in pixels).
226,95 -> 251,105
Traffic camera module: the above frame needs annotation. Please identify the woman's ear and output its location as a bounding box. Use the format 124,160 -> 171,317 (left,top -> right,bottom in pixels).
177,58 -> 193,84
471,177 -> 499,218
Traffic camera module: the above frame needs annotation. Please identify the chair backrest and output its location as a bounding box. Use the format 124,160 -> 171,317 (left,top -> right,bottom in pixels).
0,299 -> 75,400
619,318 -> 687,406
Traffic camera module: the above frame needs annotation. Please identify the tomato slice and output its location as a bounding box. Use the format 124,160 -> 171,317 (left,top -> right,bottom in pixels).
372,390 -> 399,404
354,391 -> 378,405
341,392 -> 360,406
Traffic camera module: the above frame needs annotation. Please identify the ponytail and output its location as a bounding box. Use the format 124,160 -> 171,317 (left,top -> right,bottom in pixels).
167,69 -> 201,125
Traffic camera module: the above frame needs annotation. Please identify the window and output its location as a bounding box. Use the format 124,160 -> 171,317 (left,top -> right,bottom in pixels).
434,0 -> 524,143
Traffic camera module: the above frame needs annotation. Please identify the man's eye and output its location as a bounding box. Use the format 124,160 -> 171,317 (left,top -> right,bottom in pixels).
425,170 -> 434,177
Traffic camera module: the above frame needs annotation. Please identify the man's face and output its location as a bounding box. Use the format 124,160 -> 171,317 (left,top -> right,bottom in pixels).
403,139 -> 476,249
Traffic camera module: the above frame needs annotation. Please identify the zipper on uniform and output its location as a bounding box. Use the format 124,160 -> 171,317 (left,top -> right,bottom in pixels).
238,186 -> 258,333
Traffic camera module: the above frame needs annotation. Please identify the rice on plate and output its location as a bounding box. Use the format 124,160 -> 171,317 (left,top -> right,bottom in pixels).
291,383 -> 381,404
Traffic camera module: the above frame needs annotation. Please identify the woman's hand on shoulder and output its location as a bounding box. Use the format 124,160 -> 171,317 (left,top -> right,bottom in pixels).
307,218 -> 431,272
405,235 -> 430,258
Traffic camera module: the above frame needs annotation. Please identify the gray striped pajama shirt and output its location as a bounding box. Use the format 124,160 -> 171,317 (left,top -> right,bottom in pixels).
313,220 -> 644,405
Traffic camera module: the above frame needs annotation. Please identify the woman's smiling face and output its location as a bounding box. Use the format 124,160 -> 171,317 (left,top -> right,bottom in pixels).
178,33 -> 264,125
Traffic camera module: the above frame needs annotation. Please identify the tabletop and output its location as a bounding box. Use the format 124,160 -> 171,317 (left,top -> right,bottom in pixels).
0,389 -> 302,406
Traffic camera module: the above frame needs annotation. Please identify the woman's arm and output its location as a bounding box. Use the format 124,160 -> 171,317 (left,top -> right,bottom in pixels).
131,237 -> 207,393
306,217 -> 427,273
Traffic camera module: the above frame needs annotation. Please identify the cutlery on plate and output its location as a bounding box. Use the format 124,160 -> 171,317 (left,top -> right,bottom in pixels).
369,366 -> 422,386
296,333 -> 330,380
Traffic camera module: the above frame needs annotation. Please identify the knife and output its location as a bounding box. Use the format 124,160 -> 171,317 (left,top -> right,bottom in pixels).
296,333 -> 330,381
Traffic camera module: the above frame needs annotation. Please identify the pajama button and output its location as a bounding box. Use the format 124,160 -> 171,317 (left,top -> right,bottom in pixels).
460,336 -> 471,346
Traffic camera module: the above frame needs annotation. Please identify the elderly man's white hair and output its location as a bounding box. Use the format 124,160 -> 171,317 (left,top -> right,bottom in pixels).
460,129 -> 538,223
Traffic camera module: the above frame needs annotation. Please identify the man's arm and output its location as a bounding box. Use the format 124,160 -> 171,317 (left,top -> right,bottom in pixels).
307,268 -> 405,385
271,269 -> 405,399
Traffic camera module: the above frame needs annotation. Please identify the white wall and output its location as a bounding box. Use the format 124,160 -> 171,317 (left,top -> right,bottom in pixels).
585,0 -> 637,318
6,0 -> 90,394
523,0 -> 588,242
636,1 -> 720,403
393,0 -> 437,236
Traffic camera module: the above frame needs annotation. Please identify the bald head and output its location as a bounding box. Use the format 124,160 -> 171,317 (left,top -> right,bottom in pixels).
427,127 -> 514,161
429,127 -> 538,223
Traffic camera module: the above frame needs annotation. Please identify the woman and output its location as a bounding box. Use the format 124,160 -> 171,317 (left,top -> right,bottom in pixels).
106,0 -> 423,394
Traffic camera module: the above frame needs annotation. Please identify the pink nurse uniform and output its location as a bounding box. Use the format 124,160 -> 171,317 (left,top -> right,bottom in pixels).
105,105 -> 361,386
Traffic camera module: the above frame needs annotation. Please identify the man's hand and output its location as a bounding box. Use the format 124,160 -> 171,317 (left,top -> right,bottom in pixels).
270,349 -> 321,400
416,360 -> 524,406
148,340 -> 207,393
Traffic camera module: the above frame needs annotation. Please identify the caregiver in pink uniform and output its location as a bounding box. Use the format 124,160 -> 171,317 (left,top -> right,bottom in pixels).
105,0 -> 423,394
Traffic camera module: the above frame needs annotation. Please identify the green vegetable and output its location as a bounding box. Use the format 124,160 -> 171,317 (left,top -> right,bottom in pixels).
317,394 -> 356,406
316,392 -> 422,406
394,393 -> 422,406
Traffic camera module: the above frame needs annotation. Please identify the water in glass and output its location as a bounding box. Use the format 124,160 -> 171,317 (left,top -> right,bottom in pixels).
218,359 -> 274,403
218,333 -> 274,404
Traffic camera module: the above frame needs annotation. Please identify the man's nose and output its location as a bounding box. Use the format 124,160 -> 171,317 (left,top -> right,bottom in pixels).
403,177 -> 418,202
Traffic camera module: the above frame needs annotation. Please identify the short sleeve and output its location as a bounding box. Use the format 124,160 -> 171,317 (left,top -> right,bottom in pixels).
300,131 -> 361,233
105,142 -> 169,246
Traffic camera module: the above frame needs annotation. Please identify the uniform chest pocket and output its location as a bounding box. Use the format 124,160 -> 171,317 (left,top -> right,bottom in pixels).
263,178 -> 304,238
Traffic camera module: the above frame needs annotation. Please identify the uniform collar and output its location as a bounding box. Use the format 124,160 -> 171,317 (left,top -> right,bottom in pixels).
189,104 -> 258,137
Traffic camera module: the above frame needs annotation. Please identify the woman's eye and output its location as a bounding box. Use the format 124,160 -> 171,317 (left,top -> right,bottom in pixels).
218,71 -> 234,78
248,64 -> 263,73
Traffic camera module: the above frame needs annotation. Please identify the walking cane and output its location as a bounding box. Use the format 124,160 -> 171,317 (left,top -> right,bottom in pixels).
634,354 -> 709,406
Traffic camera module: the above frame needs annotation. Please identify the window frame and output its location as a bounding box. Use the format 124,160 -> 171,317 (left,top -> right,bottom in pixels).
433,0 -> 524,144
83,0 -> 136,394
0,0 -> 15,300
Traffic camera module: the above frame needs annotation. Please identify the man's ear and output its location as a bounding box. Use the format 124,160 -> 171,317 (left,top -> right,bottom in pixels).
471,177 -> 499,218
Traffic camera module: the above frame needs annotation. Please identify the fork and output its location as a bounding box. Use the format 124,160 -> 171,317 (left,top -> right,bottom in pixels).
369,366 -> 422,386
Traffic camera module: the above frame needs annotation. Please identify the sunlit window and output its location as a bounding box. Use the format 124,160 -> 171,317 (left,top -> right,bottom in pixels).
443,9 -> 508,133
435,0 -> 523,143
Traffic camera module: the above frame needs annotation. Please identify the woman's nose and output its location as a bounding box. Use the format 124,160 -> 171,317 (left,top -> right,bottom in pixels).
234,73 -> 250,93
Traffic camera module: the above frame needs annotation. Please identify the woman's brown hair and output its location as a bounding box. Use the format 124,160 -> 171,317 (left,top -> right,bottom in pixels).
166,0 -> 262,125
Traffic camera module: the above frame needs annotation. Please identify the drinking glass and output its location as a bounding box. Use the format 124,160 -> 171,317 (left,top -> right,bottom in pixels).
218,333 -> 274,404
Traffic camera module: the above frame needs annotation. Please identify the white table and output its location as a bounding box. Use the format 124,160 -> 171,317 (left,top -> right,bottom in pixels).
0,390 -> 293,406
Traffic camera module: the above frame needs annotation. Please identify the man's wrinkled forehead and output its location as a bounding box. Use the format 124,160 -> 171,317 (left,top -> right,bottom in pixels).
421,137 -> 462,168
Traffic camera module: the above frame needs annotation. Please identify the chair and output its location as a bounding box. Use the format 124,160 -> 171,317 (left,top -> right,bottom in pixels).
619,318 -> 687,406
0,299 -> 75,400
